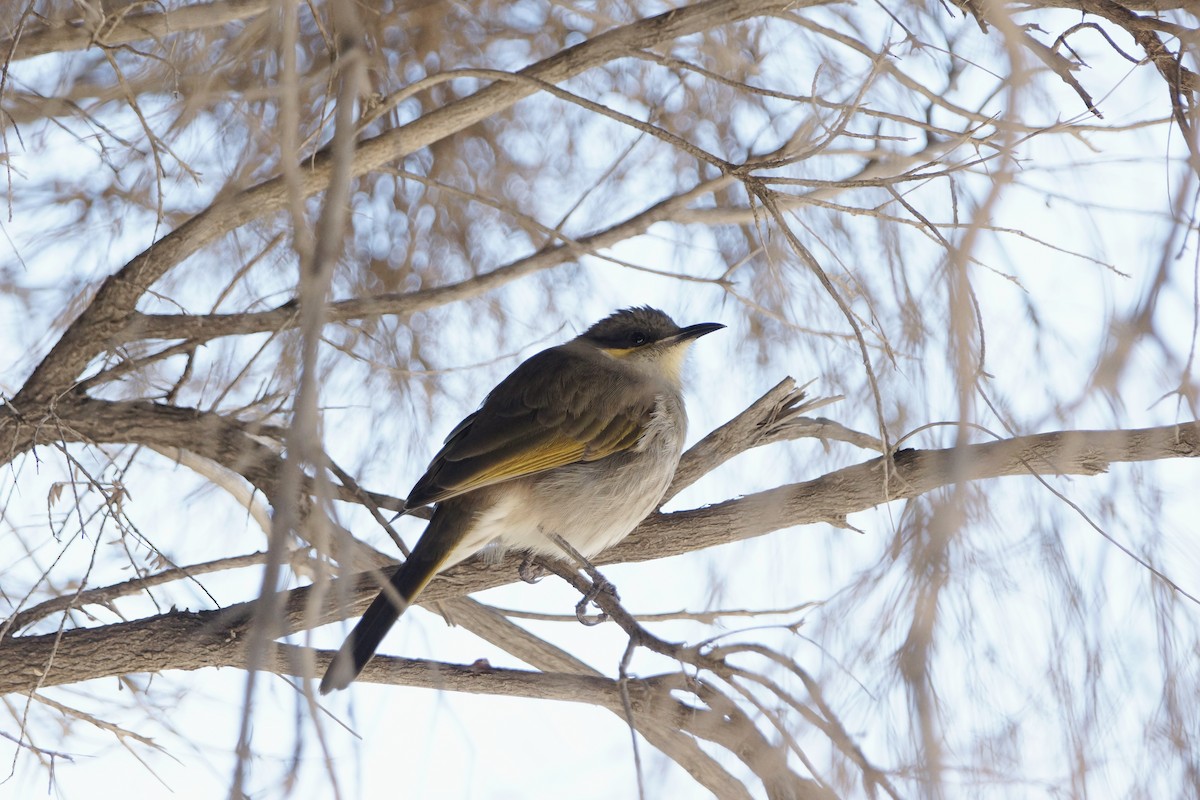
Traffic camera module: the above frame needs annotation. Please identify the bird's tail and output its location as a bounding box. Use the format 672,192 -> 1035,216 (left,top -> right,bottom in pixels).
319,505 -> 465,693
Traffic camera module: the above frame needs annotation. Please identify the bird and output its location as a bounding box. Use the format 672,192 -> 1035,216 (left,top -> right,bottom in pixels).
320,306 -> 723,693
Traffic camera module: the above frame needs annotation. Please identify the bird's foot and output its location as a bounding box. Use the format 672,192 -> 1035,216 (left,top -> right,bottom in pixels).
575,575 -> 618,626
518,552 -> 546,583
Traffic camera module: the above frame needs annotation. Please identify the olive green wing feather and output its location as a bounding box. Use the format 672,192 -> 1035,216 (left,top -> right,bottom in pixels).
405,346 -> 652,508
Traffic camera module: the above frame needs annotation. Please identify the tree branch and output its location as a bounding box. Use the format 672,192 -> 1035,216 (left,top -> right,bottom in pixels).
4,420 -> 1194,695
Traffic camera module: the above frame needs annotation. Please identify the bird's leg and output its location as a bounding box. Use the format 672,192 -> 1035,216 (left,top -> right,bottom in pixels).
548,533 -> 618,625
546,534 -> 616,596
517,551 -> 545,583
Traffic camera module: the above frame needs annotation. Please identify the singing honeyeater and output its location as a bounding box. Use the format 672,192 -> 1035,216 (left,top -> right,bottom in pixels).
320,306 -> 723,692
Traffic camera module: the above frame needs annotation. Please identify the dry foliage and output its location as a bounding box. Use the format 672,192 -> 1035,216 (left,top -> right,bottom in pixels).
2,1 -> 1199,797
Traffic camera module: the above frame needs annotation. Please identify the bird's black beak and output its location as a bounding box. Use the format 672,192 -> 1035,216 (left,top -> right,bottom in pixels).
669,321 -> 725,344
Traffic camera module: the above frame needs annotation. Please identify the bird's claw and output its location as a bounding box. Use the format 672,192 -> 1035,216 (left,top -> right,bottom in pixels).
518,552 -> 545,583
575,576 -> 618,625
576,595 -> 606,625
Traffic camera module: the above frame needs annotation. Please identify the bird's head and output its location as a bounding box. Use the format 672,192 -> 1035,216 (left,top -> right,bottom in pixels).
579,306 -> 724,386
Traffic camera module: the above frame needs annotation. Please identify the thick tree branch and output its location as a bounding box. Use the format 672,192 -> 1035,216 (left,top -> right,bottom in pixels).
3,420 -> 1195,696
1,397 -> 286,495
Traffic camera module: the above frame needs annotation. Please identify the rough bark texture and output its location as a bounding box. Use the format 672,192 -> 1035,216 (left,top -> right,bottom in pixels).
4,417 -> 1194,696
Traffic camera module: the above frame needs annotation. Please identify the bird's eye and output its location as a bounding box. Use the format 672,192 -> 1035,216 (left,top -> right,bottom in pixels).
630,331 -> 648,346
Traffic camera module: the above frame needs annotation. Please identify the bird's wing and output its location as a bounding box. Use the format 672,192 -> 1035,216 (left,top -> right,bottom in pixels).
405,345 -> 653,508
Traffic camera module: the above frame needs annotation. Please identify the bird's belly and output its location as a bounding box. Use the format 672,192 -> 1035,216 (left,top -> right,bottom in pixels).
478,435 -> 682,561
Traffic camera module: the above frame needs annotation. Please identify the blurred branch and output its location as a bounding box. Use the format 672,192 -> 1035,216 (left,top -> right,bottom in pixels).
113,174 -> 735,345
3,0 -> 271,61
6,0 -> 798,407
145,445 -> 273,533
